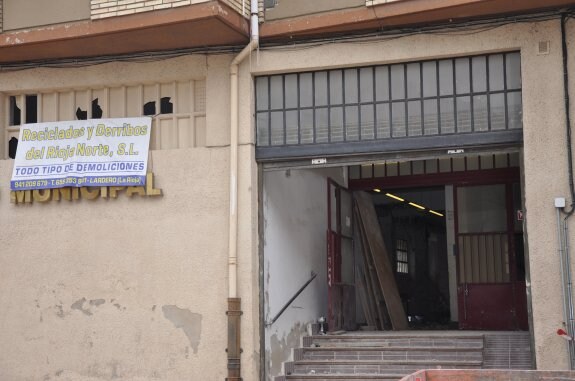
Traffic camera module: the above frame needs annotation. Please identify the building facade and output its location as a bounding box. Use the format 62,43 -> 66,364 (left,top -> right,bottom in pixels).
1,1 -> 575,380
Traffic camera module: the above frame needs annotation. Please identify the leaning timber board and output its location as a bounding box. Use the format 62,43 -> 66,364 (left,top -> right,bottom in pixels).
354,191 -> 408,330
355,208 -> 389,330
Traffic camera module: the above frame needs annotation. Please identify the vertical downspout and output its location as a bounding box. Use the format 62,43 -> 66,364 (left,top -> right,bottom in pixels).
556,207 -> 574,368
561,14 -> 575,212
227,1 -> 259,380
560,12 -> 575,370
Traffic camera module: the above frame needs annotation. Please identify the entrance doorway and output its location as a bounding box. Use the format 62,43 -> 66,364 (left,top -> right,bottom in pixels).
341,152 -> 527,331
261,152 -> 528,380
456,183 -> 528,330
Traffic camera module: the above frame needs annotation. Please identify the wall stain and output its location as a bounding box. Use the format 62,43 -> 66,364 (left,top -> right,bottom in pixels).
162,305 -> 202,354
89,299 -> 105,307
55,304 -> 65,318
42,369 -> 63,380
269,322 -> 309,378
71,298 -> 108,316
87,361 -> 121,379
71,298 -> 92,316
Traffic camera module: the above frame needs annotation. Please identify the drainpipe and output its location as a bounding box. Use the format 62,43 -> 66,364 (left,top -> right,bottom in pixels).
558,12 -> 575,370
227,1 -> 259,380
556,203 -> 575,369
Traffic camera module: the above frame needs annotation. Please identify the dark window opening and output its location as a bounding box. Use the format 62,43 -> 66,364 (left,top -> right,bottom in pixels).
76,107 -> 88,120
25,95 -> 38,123
9,96 -> 21,126
92,98 -> 103,119
143,98 -> 173,116
160,97 -> 173,114
8,137 -> 18,159
143,101 -> 156,116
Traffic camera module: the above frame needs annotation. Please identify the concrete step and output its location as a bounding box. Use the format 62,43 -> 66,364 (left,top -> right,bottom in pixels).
297,346 -> 483,362
290,359 -> 483,375
283,374 -> 405,381
305,334 -> 484,349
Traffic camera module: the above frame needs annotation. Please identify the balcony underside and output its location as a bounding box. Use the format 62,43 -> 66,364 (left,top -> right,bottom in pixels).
0,1 -> 249,64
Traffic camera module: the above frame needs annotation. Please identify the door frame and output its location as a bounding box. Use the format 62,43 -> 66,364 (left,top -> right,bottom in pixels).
453,179 -> 526,330
327,178 -> 356,332
348,164 -> 525,330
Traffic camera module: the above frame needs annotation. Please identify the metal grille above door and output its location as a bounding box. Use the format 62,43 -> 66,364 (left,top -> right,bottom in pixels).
255,52 -> 523,161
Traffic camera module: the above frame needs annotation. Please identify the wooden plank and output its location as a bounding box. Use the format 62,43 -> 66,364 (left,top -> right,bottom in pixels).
354,216 -> 379,329
342,284 -> 357,331
354,191 -> 409,330
356,265 -> 377,328
355,207 -> 389,330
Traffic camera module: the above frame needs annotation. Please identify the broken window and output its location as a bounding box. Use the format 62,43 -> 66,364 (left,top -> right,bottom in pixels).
10,95 -> 38,125
4,79 -> 205,158
8,137 -> 18,159
143,97 -> 173,116
26,95 -> 38,123
9,96 -> 21,126
92,98 -> 103,119
76,107 -> 88,120
143,101 -> 156,116
160,97 -> 173,114
396,239 -> 409,274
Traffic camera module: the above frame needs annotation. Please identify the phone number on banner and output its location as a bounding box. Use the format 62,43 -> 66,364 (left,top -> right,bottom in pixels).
11,175 -> 146,190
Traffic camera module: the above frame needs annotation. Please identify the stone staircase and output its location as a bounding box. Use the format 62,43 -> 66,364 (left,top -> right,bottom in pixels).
274,331 -> 531,381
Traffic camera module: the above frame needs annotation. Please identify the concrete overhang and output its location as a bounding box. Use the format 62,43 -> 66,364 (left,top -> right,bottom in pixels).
260,0 -> 575,41
0,0 -> 249,64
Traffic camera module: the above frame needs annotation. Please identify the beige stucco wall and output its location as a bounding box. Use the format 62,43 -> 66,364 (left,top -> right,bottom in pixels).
265,0 -> 363,21
243,19 -> 575,370
0,55 -> 260,380
3,0 -> 90,31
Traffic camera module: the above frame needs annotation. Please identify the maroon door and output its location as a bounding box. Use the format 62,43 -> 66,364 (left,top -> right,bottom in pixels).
327,179 -> 356,332
456,183 -> 528,330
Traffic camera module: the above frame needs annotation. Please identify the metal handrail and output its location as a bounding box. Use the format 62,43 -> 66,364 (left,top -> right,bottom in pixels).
265,271 -> 317,327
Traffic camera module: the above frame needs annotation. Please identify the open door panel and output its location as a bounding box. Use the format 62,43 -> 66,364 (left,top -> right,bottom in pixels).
327,178 -> 356,332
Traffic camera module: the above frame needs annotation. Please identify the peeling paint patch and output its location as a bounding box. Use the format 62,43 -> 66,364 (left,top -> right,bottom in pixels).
71,298 -> 92,316
55,305 -> 65,318
87,361 -> 121,379
162,305 -> 202,354
89,299 -> 105,307
269,322 -> 309,378
71,298 -> 110,315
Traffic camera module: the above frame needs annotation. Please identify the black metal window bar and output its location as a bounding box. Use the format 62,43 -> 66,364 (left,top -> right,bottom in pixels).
255,52 -> 522,148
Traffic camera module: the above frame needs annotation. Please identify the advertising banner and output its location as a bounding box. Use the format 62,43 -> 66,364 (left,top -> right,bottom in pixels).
10,117 -> 152,191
